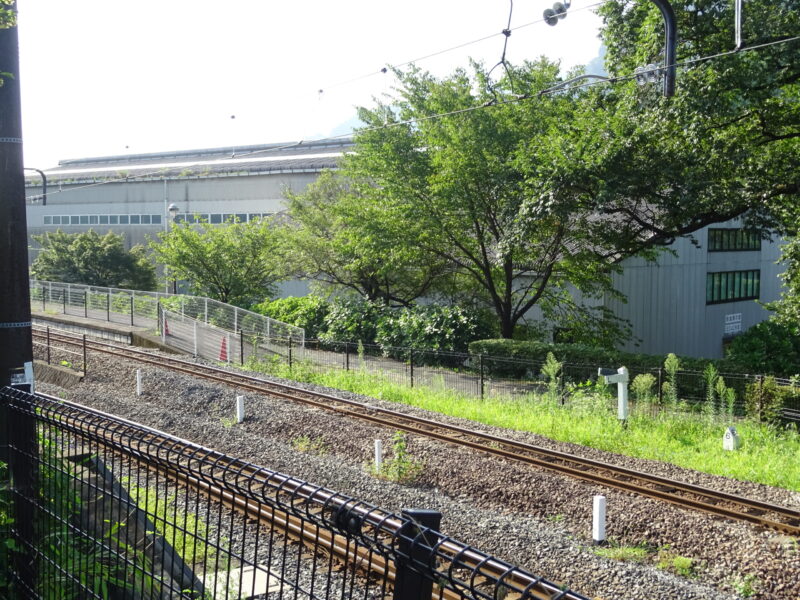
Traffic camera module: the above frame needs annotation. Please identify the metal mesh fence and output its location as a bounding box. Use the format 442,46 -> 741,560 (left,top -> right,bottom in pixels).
29,279 -> 305,347
1,386 -> 588,600
248,340 -> 800,423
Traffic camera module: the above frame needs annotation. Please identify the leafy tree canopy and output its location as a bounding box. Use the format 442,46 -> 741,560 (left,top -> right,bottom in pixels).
31,230 -> 157,290
282,170 -> 453,307
150,217 -> 285,306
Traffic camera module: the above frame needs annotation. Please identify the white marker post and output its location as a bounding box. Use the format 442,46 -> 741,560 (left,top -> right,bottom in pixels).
374,439 -> 383,471
598,367 -> 630,423
236,395 -> 245,424
136,369 -> 142,396
592,495 -> 607,545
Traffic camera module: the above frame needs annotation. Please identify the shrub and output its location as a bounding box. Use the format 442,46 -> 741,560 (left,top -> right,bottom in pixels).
320,297 -> 388,344
375,304 -> 495,355
251,296 -> 330,339
725,320 -> 800,377
745,376 -> 785,424
631,373 -> 657,404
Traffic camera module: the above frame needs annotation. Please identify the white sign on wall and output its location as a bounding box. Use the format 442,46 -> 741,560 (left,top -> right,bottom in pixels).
724,313 -> 743,335
724,313 -> 742,324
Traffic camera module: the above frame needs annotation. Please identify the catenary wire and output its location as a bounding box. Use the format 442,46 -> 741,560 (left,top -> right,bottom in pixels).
26,34 -> 800,202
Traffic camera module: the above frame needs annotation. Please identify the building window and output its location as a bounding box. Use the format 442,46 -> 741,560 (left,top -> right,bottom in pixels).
43,216 -> 52,225
210,213 -> 223,224
109,215 -> 119,224
706,270 -> 760,304
130,215 -> 141,225
99,215 -> 109,224
70,216 -> 79,225
141,214 -> 151,224
151,214 -> 162,225
708,229 -> 760,252
119,215 -> 129,225
89,215 -> 98,224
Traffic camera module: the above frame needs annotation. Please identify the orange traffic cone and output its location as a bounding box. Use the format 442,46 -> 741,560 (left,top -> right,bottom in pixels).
164,316 -> 170,336
219,336 -> 228,362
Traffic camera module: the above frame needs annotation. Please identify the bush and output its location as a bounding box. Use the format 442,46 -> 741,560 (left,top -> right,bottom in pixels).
375,304 -> 495,354
725,320 -> 800,377
319,297 -> 389,344
745,376 -> 786,424
251,296 -> 330,339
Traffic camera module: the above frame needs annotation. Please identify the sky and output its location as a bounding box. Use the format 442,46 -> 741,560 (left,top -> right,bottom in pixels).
16,0 -> 605,169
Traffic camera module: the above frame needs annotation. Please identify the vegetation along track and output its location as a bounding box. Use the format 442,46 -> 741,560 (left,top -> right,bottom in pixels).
33,328 -> 800,537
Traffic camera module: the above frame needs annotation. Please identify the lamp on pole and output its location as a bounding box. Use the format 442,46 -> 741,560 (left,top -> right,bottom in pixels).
24,168 -> 47,205
166,203 -> 179,294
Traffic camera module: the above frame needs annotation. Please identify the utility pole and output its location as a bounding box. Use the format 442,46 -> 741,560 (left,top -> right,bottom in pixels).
0,3 -> 34,388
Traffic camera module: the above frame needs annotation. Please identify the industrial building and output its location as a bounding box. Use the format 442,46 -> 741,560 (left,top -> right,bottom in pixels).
24,139 -> 784,359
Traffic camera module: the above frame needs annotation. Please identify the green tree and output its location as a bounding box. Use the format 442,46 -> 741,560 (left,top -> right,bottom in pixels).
596,0 -> 798,234
282,170 -> 451,307
150,217 -> 284,306
344,61 -> 676,339
31,230 -> 156,290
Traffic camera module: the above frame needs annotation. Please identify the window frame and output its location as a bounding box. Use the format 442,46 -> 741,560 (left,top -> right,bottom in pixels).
706,270 -> 760,305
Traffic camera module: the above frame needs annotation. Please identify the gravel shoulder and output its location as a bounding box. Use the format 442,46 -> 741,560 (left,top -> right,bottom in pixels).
39,350 -> 800,600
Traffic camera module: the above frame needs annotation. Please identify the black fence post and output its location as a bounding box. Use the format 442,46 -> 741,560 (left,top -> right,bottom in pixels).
46,326 -> 51,365
288,337 -> 293,372
41,285 -> 46,311
106,292 -> 110,321
409,349 -> 414,389
479,354 -> 484,400
3,392 -> 39,596
130,295 -> 134,326
657,367 -> 663,405
84,291 -> 88,318
393,509 -> 442,600
345,342 -> 350,372
239,329 -> 244,366
82,334 -> 87,375
62,289 -> 66,314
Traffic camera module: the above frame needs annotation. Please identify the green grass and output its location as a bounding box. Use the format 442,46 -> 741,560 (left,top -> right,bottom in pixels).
247,358 -> 800,491
125,480 -> 224,567
592,543 -> 650,563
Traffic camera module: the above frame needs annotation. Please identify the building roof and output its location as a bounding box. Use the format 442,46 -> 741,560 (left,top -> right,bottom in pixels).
31,137 -> 354,183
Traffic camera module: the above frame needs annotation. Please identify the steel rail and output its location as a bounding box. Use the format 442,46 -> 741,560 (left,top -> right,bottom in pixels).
31,391 -> 581,600
33,329 -> 800,536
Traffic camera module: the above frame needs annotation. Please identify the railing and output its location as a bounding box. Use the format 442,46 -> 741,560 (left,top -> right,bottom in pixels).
1,386 -> 588,600
29,279 -> 305,349
249,339 -> 800,423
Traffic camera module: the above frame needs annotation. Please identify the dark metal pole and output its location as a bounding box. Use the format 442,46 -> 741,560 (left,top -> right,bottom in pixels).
409,349 -> 414,388
84,290 -> 88,318
130,294 -> 134,326
46,326 -> 50,364
0,3 -> 34,388
648,0 -> 677,97
239,328 -> 244,366
393,509 -> 442,600
62,288 -> 66,314
288,336 -> 293,372
106,291 -> 110,321
479,354 -> 484,400
82,333 -> 87,375
345,342 -> 350,371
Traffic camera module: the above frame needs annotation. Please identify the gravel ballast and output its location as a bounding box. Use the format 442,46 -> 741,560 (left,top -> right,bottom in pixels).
38,349 -> 800,600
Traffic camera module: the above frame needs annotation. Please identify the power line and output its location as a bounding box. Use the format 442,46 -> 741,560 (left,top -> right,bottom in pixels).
318,1 -> 604,94
26,34 -> 799,202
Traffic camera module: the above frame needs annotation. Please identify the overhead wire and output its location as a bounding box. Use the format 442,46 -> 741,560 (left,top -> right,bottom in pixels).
26,33 -> 800,202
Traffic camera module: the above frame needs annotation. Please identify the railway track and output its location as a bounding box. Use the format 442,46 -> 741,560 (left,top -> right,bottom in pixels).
33,391 -> 583,600
33,328 -> 800,537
